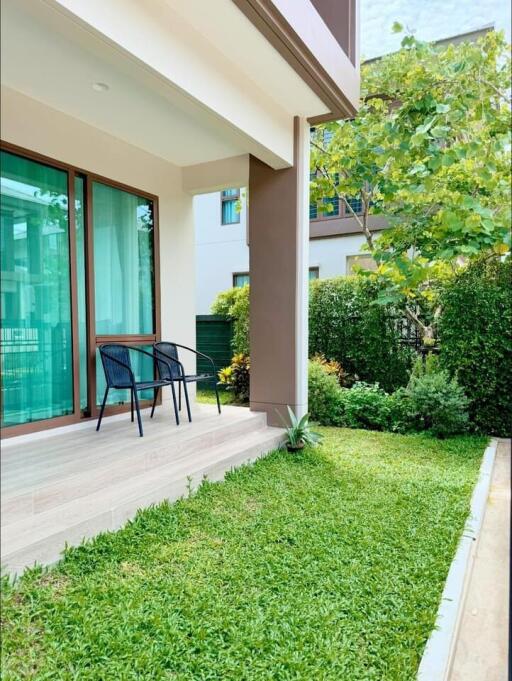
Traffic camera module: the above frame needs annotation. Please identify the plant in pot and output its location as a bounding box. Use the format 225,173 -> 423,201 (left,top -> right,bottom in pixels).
280,406 -> 322,452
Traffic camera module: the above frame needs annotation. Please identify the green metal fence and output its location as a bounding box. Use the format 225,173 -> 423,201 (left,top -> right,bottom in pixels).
196,315 -> 233,389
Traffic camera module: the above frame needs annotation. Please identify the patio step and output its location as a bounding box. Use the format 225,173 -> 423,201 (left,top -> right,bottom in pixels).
1,423 -> 285,576
2,409 -> 267,521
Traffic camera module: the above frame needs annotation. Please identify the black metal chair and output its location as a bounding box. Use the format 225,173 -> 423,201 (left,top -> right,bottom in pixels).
97,344 -> 178,437
153,342 -> 221,422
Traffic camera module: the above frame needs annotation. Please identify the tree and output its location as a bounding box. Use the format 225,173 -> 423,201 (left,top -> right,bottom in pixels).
310,28 -> 511,343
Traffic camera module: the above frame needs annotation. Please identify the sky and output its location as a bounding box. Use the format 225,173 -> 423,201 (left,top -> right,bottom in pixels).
361,0 -> 511,60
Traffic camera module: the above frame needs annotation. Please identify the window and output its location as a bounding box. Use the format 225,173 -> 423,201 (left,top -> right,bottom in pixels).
346,255 -> 377,275
221,188 -> 240,225
0,144 -> 160,434
233,272 -> 250,287
93,182 -> 154,336
233,270 -> 318,286
1,150 -> 74,427
310,168 -> 365,221
345,196 -> 363,214
92,182 -> 155,406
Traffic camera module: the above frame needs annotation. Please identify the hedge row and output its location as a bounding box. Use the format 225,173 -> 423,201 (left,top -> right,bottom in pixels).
438,258 -> 512,437
211,259 -> 511,436
309,277 -> 414,392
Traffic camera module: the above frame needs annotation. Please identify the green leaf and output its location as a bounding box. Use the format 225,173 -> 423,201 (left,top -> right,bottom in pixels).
391,21 -> 403,33
430,125 -> 450,139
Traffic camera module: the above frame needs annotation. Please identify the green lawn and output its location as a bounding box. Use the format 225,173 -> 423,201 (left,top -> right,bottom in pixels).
1,429 -> 485,680
196,387 -> 238,406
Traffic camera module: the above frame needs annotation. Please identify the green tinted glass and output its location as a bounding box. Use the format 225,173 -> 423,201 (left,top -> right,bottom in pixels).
93,182 -> 154,336
96,345 -> 155,406
74,175 -> 88,411
0,151 -> 73,427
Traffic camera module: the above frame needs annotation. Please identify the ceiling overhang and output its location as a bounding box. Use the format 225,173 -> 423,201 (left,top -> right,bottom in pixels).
233,0 -> 360,122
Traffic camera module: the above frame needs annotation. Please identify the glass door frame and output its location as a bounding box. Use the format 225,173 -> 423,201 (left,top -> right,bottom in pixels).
0,141 -> 161,437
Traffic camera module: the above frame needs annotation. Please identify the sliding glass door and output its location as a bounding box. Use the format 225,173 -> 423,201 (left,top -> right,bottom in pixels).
0,151 -> 74,427
0,146 -> 159,434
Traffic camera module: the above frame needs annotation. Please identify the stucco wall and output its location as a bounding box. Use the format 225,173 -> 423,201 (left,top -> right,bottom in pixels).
1,86 -> 197,399
194,189 -> 370,314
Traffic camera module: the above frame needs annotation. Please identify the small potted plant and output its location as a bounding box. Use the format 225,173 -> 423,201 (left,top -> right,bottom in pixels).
281,406 -> 322,452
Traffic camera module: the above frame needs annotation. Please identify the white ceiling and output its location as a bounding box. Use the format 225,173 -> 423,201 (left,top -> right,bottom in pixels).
1,0 -> 328,168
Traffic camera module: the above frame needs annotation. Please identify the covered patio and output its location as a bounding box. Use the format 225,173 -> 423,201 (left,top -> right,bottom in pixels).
1,403 -> 284,575
1,0 -> 359,573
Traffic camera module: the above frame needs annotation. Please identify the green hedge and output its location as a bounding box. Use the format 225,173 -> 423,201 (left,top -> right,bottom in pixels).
211,261 -> 511,436
438,258 -> 512,437
212,278 -> 413,393
211,286 -> 250,356
309,277 -> 413,392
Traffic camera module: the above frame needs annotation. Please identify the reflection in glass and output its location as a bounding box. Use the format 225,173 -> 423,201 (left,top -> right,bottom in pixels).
93,182 -> 154,336
0,151 -> 73,426
75,175 -> 88,411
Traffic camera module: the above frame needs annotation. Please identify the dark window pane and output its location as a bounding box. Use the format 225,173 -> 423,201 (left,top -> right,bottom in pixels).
221,199 -> 239,225
233,273 -> 250,287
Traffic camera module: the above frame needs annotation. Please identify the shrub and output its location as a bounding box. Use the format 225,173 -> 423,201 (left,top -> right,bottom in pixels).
310,354 -> 357,387
308,359 -> 343,426
438,258 -> 512,436
309,277 -> 414,392
403,357 -> 469,438
211,285 -> 250,355
338,382 -> 393,431
218,354 -> 250,403
212,278 -> 414,391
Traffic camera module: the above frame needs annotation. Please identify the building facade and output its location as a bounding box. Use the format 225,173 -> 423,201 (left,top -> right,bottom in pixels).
195,188 -> 385,314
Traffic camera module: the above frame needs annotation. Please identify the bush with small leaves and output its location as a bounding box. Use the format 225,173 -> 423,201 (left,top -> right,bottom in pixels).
211,285 -> 250,356
338,382 -> 394,431
403,357 -> 469,438
308,359 -> 344,426
438,258 -> 512,437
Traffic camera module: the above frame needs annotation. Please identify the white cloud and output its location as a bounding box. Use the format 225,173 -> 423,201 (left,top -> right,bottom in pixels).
361,0 -> 511,60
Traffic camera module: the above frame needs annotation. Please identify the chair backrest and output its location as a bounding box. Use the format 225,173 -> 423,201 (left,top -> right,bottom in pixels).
99,344 -> 133,388
154,342 -> 181,380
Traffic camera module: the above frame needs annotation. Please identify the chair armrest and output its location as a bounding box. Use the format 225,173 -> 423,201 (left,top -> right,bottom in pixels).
170,343 -> 217,372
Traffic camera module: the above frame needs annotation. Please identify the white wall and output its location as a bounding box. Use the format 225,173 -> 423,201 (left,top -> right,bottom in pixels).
1,86 -> 197,399
194,190 -> 370,314
195,191 -> 249,314
309,234 -> 370,277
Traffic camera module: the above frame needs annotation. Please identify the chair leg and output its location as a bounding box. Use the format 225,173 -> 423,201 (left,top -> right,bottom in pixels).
131,389 -> 134,422
178,382 -> 182,411
96,388 -> 109,431
182,380 -> 192,423
170,381 -> 180,426
150,387 -> 159,418
133,389 -> 143,437
214,382 -> 221,415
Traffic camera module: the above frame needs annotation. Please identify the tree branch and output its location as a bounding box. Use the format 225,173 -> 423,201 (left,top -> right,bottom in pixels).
315,165 -> 368,236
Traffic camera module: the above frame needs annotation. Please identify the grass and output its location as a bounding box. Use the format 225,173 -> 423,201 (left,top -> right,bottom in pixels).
196,388 -> 239,406
1,429 -> 486,680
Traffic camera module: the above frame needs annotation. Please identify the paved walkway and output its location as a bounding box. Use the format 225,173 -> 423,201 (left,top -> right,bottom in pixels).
450,438 -> 510,681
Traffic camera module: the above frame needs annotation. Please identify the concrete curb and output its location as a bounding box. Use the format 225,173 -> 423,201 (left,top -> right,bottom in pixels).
417,437 -> 498,681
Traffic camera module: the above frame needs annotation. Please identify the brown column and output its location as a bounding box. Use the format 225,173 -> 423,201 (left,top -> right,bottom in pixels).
249,117 -> 309,426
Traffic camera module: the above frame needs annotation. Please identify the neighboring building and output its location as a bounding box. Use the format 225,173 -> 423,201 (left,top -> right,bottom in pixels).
1,0 -> 360,435
195,188 -> 385,314
195,26 -> 493,315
